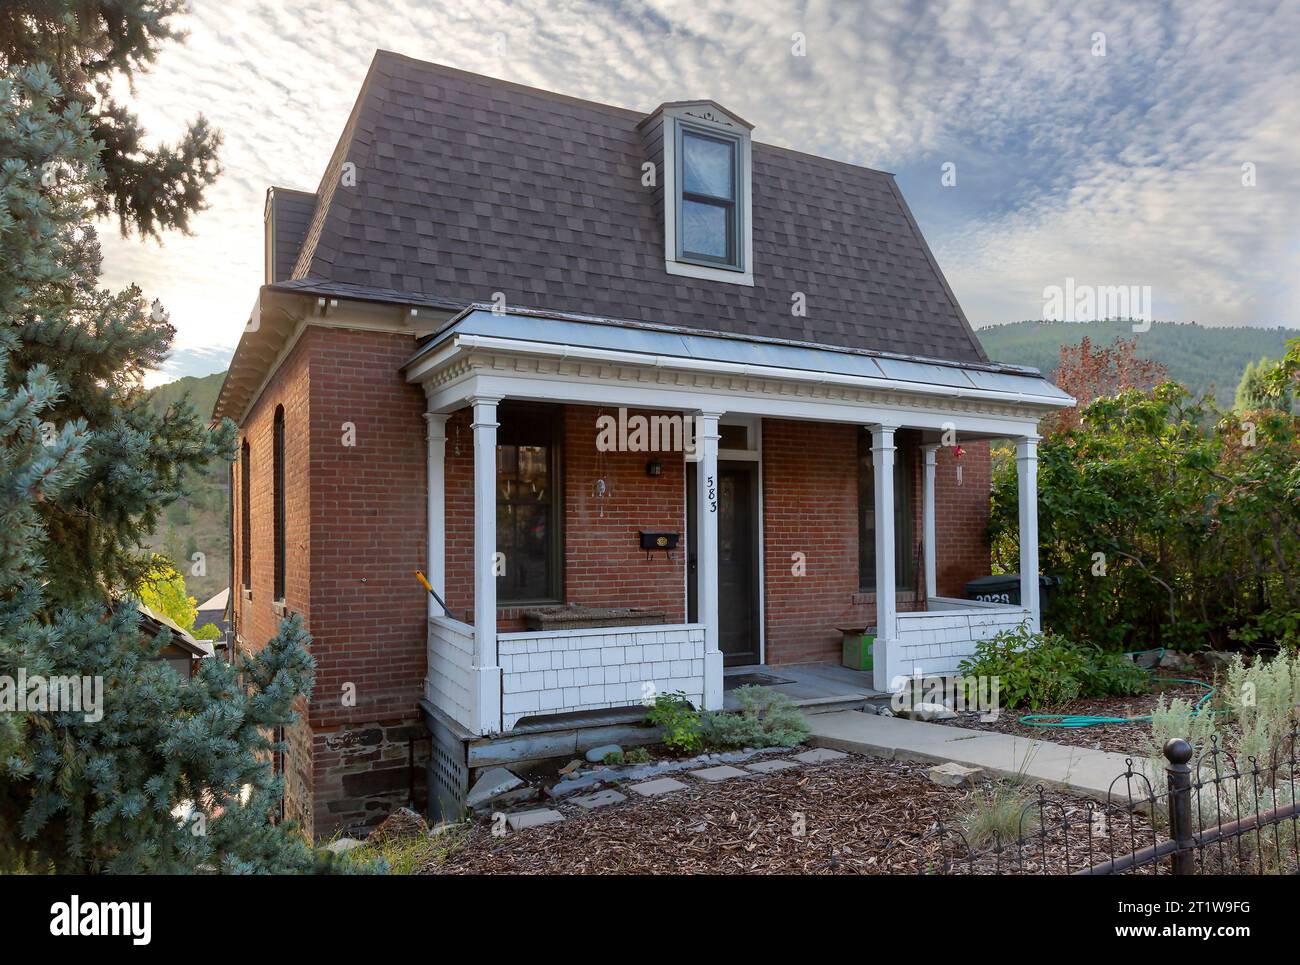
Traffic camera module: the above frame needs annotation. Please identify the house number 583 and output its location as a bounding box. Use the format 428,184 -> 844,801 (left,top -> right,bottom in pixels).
707,475 -> 717,513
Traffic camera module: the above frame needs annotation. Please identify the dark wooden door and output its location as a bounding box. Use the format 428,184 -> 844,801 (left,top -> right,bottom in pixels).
688,461 -> 760,666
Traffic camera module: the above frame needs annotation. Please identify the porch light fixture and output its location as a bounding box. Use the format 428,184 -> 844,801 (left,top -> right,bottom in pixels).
645,458 -> 663,477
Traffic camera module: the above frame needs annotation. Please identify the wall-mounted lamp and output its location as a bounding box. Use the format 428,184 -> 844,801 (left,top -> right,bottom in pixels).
645,459 -> 663,477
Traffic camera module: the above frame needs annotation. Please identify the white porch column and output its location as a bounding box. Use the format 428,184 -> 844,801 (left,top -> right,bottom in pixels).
423,411 -> 448,619
470,397 -> 503,734
870,424 -> 900,692
1016,434 -> 1042,632
694,410 -> 724,711
922,443 -> 938,603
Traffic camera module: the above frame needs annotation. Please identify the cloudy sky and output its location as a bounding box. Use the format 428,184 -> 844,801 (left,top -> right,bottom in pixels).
99,0 -> 1300,383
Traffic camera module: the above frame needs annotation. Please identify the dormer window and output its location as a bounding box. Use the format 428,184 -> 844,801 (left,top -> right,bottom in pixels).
679,128 -> 740,267
657,104 -> 754,286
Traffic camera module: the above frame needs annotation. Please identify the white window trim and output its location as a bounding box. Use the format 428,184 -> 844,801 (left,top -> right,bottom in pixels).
663,108 -> 754,287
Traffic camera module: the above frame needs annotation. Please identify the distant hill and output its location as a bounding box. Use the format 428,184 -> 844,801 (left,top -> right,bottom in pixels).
976,320 -> 1298,403
145,370 -> 230,604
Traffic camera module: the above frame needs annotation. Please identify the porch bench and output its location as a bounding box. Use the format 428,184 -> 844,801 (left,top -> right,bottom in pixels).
522,605 -> 668,632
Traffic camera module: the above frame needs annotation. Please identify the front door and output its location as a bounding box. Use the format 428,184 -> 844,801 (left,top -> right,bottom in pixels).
688,460 -> 760,665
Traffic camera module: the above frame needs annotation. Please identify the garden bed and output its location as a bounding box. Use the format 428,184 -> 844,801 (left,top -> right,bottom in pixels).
931,672 -> 1223,757
399,751 -> 1157,875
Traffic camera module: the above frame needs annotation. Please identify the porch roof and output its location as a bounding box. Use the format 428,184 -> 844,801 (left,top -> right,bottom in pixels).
403,305 -> 1075,409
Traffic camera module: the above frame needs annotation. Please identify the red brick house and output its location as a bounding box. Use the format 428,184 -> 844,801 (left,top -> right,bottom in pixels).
214,51 -> 1070,835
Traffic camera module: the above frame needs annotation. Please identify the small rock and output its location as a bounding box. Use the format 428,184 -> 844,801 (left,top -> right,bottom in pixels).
368,806 -> 427,841
466,767 -> 523,809
1159,650 -> 1193,671
899,702 -> 956,721
558,759 -> 584,776
585,743 -> 622,763
927,762 -> 983,788
1197,650 -> 1233,670
487,785 -> 539,810
547,772 -> 606,798
326,837 -> 364,855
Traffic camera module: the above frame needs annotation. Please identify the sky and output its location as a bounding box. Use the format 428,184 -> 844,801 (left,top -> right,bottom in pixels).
97,0 -> 1300,384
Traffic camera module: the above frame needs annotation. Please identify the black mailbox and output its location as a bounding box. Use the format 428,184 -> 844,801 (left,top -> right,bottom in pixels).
639,531 -> 680,557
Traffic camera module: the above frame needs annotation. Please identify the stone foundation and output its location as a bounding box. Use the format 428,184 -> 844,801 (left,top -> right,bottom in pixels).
311,717 -> 429,838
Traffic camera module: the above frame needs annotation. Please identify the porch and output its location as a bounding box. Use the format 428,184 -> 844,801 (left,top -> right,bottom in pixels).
407,306 -> 1072,739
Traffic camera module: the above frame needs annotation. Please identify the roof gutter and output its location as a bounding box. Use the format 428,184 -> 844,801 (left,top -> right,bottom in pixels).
451,334 -> 1075,409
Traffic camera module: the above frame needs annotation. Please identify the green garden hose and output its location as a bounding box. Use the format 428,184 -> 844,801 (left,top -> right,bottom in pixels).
1017,648 -> 1217,728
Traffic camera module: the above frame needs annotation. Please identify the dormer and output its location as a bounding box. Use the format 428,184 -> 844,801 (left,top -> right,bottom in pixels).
638,101 -> 755,287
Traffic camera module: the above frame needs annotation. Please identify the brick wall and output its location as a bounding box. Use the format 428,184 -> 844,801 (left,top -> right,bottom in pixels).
932,441 -> 992,598
761,420 -> 992,665
230,331 -> 314,829
306,328 -> 430,835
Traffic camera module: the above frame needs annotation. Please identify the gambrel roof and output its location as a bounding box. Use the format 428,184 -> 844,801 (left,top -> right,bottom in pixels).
284,50 -> 989,364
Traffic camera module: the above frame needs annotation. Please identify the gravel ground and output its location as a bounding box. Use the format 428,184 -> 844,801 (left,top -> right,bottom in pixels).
420,751 -> 1161,875
932,674 -> 1222,757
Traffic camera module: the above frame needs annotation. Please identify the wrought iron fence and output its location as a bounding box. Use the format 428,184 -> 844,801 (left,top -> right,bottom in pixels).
937,726 -> 1299,875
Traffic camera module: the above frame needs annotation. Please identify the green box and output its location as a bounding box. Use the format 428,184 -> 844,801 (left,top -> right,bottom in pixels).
839,628 -> 875,672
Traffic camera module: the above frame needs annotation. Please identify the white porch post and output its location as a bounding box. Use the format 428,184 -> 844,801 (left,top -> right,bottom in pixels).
922,443 -> 938,603
423,411 -> 448,619
694,410 -> 724,711
870,424 -> 900,692
1016,434 -> 1042,632
470,396 -> 503,734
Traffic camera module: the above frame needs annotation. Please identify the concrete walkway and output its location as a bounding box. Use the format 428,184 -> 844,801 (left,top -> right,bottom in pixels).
807,711 -> 1153,803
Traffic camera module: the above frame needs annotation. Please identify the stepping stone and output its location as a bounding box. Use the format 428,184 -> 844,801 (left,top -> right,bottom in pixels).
745,759 -> 799,774
689,765 -> 749,782
793,748 -> 848,764
505,808 -> 564,831
629,777 -> 688,797
570,789 -> 626,810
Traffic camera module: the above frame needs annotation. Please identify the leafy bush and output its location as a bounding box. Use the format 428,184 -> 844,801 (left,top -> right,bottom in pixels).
959,624 -> 1147,710
989,351 -> 1300,654
702,686 -> 809,749
646,691 -> 703,754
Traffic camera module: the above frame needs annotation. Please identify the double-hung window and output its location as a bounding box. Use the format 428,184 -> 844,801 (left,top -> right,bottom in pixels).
677,127 -> 741,268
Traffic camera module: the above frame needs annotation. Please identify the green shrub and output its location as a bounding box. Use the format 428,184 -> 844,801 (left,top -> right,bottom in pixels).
702,686 -> 809,749
959,624 -> 1088,709
646,691 -> 703,754
960,623 -> 1147,709
1079,649 -> 1149,698
623,747 -> 652,764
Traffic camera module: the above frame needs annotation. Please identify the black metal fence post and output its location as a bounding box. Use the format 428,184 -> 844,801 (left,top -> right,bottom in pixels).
1165,737 -> 1195,875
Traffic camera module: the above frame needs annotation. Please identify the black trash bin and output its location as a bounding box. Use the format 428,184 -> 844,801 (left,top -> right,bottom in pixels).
964,574 -> 1058,607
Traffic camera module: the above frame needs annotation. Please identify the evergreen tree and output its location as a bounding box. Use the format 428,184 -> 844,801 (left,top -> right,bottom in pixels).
0,1 -> 220,237
0,66 -> 334,873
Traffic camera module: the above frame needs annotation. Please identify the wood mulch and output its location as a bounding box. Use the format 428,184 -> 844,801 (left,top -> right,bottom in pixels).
420,751 -> 1160,875
933,673 -> 1222,757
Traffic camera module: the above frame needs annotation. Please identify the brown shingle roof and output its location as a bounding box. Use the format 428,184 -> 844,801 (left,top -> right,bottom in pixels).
287,50 -> 988,364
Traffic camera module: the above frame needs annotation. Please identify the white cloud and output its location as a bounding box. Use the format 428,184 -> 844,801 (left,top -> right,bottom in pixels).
94,0 -> 1300,380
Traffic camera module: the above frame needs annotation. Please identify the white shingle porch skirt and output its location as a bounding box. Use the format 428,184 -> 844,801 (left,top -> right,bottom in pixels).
424,617 -> 708,734
495,623 -> 706,731
884,597 -> 1031,685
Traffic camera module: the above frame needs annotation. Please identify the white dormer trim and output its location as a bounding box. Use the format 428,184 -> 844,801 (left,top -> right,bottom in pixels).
662,105 -> 754,287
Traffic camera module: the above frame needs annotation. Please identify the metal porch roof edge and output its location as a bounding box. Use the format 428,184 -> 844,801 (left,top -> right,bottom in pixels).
404,306 -> 1075,407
